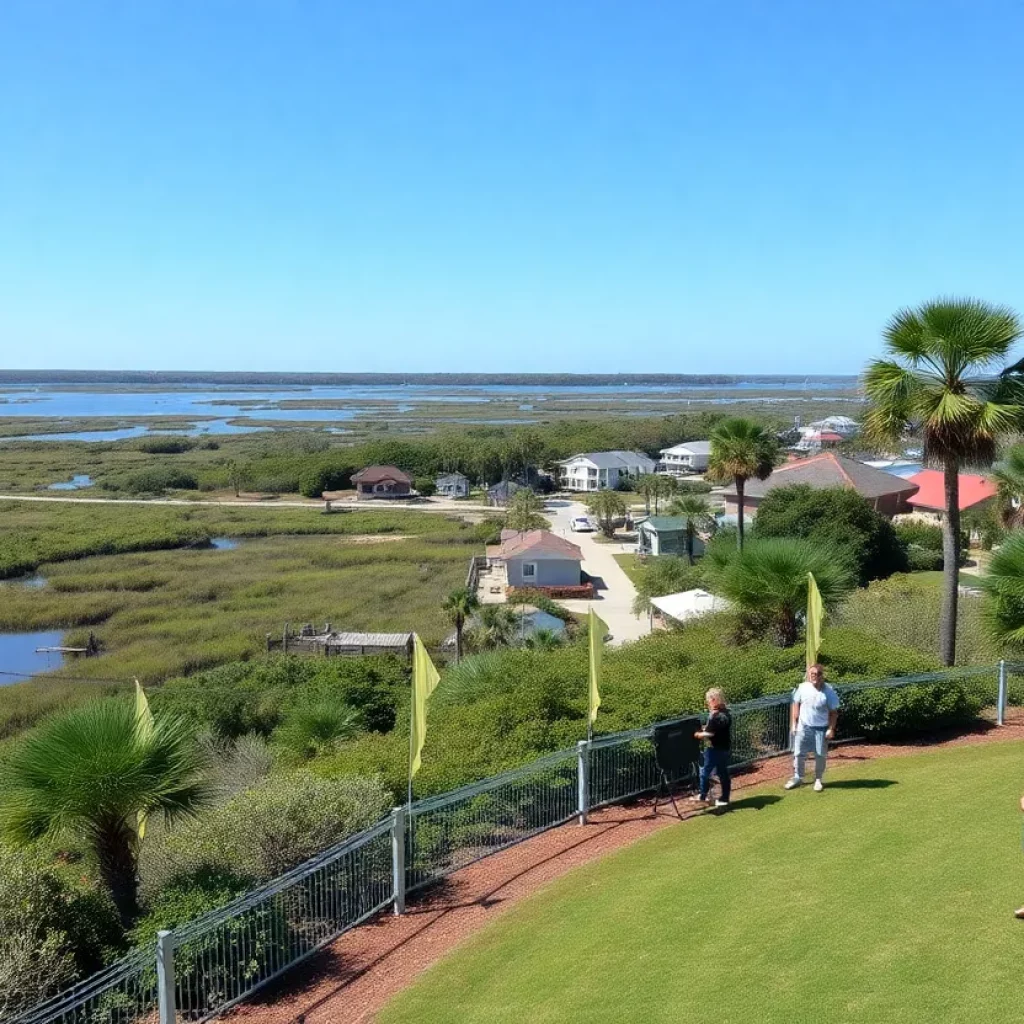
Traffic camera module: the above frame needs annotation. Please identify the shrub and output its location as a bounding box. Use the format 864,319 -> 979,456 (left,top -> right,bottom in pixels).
414,477 -> 437,496
0,848 -> 122,1019
273,703 -> 360,760
123,467 -> 200,494
894,521 -> 944,551
906,545 -> 943,572
134,437 -> 197,454
150,771 -> 391,887
673,480 -> 713,494
840,681 -> 983,739
753,484 -> 908,584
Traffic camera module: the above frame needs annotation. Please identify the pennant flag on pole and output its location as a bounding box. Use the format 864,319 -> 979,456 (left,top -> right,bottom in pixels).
410,634 -> 441,779
806,572 -> 824,668
588,608 -> 608,726
134,679 -> 154,839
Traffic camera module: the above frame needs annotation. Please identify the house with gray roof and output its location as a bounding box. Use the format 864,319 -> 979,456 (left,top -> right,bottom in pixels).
558,451 -> 657,492
435,471 -> 470,498
723,452 -> 919,519
658,440 -> 712,476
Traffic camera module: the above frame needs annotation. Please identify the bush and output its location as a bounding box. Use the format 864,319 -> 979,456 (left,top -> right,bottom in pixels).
840,681 -> 983,739
132,867 -> 254,944
123,467 -> 200,494
906,545 -> 943,571
673,480 -> 713,494
752,485 -> 908,584
0,848 -> 123,1019
414,477 -> 437,497
150,771 -> 391,887
151,657 -> 408,739
134,437 -> 197,454
894,521 -> 943,551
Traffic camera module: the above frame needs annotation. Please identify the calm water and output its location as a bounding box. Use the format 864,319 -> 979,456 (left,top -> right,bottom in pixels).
210,537 -> 240,550
0,631 -> 65,684
0,574 -> 47,589
520,610 -> 567,635
48,474 -> 94,490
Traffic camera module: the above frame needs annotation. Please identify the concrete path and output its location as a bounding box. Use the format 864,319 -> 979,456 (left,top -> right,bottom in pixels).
543,499 -> 650,646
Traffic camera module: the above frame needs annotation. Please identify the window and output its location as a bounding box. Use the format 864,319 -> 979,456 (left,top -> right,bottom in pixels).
522,562 -> 537,579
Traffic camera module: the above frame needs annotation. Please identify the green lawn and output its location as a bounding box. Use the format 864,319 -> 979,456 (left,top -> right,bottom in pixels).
612,552 -> 644,585
381,741 -> 1024,1024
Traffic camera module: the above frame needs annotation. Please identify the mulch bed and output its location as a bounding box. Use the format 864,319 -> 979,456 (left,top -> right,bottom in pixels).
231,713 -> 1024,1024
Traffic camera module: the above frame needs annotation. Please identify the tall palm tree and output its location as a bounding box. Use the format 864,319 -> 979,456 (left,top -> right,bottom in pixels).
586,490 -> 627,537
704,537 -> 856,647
637,475 -> 660,515
992,443 -> 1024,529
666,494 -> 716,564
707,418 -> 778,551
442,586 -> 480,663
653,474 -> 677,514
0,700 -> 208,926
863,298 -> 1024,666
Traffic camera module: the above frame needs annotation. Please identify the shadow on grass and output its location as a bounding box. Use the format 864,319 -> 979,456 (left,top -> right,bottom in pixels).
720,794 -> 783,812
825,778 -> 897,790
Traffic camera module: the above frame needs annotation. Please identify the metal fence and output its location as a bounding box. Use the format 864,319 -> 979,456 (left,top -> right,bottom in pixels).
13,664 -> 1014,1024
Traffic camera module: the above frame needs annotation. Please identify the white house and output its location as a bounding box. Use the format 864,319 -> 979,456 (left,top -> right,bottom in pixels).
558,451 -> 657,492
658,440 -> 711,476
807,416 -> 858,437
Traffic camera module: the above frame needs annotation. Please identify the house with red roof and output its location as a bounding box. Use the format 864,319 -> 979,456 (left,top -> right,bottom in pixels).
487,529 -> 584,590
904,470 -> 997,518
349,465 -> 414,500
723,452 -> 920,519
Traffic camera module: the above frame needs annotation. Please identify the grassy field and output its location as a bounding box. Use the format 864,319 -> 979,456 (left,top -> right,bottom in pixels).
381,741 -> 1024,1024
612,553 -> 645,585
0,503 -> 486,735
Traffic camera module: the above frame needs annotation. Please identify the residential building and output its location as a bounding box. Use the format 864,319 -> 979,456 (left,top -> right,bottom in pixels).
558,451 -> 657,491
658,440 -> 711,476
636,516 -> 707,558
722,452 -> 920,519
487,480 -> 524,506
487,529 -> 584,589
905,470 -> 997,519
350,465 -> 413,500
807,416 -> 859,436
435,472 -> 470,498
650,589 -> 731,625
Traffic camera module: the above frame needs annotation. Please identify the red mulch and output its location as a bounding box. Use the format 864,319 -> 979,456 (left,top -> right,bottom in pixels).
230,714 -> 1024,1024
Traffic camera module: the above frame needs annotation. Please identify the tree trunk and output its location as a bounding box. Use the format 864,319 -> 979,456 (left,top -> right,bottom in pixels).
96,823 -> 140,928
735,477 -> 746,551
686,523 -> 695,565
455,617 -> 463,664
940,457 -> 960,667
777,605 -> 798,647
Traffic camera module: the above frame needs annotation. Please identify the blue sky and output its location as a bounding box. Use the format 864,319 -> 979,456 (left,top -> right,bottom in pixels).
2,1 -> 1024,374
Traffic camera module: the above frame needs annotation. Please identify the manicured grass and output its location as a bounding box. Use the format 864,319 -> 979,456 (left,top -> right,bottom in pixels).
381,741 -> 1024,1024
611,552 -> 645,585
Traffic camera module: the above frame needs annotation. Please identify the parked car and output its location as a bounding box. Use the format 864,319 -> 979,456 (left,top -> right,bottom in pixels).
570,516 -> 593,532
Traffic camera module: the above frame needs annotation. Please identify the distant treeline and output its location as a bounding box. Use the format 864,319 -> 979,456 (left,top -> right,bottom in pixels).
0,370 -> 856,387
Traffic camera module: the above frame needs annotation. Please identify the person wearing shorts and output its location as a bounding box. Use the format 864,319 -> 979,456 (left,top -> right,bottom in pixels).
785,663 -> 839,793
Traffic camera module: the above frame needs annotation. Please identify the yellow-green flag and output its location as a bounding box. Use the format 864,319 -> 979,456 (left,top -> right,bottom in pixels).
410,634 -> 441,778
806,572 -> 824,668
134,679 -> 154,840
588,608 -> 608,725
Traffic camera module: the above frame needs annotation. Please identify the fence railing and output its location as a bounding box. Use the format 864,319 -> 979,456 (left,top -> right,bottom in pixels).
14,663 -> 1017,1024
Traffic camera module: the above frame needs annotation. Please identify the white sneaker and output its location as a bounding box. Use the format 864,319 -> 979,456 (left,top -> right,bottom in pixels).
714,800 -> 729,809
813,779 -> 824,792
784,778 -> 802,790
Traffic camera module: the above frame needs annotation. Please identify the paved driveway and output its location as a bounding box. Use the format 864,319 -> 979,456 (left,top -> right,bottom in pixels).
543,499 -> 650,646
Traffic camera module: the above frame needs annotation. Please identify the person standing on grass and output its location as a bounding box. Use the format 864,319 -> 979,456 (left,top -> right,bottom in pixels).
785,663 -> 839,792
693,688 -> 732,809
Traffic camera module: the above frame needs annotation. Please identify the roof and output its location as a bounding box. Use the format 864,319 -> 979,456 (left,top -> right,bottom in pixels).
906,470 -> 997,512
808,416 -> 858,431
488,480 -> 522,496
725,453 -> 920,501
660,440 -> 712,456
650,589 -> 731,622
351,465 -> 413,485
560,450 -> 657,470
639,516 -> 688,533
322,632 -> 413,648
805,431 -> 844,442
436,472 -> 469,483
497,529 -> 583,561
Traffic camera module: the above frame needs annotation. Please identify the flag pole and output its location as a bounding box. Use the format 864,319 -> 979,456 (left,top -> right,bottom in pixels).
407,642 -> 415,813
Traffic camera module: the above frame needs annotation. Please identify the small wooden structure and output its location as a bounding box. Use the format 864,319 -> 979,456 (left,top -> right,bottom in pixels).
267,623 -> 413,659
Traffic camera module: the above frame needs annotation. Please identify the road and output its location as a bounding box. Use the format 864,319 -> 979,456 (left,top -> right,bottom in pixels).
543,499 -> 651,646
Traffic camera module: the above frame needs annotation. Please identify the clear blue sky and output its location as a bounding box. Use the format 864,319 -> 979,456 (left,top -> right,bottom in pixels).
2,1 -> 1024,374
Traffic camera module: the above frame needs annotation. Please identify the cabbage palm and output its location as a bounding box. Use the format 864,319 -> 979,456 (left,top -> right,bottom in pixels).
273,703 -> 359,760
707,418 -> 778,551
863,298 -> 1024,665
980,532 -> 1024,648
653,474 -> 677,514
586,489 -> 627,538
705,537 -> 855,647
0,701 -> 208,925
666,494 -> 716,564
637,475 -> 660,515
442,586 -> 480,663
992,443 -> 1024,529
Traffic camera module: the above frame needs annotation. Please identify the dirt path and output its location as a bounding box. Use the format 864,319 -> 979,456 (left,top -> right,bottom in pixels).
230,716 -> 1024,1024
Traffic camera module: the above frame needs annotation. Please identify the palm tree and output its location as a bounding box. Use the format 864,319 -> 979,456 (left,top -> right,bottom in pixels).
863,298 -> 1024,666
586,490 -> 628,538
442,586 -> 480,663
0,700 -> 208,926
653,474 -> 677,514
273,703 -> 359,760
472,605 -> 520,650
707,418 -> 778,551
704,537 -> 856,647
666,494 -> 716,564
992,443 -> 1024,529
980,531 -> 1024,647
637,475 -> 660,515
524,627 -> 563,651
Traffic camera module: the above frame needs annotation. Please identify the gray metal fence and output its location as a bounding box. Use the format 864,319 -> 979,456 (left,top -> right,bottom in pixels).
12,664 -> 1013,1024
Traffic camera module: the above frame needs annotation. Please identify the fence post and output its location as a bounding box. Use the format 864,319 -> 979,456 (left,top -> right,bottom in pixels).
391,806 -> 406,915
997,660 -> 1008,727
156,930 -> 176,1024
577,739 -> 589,825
